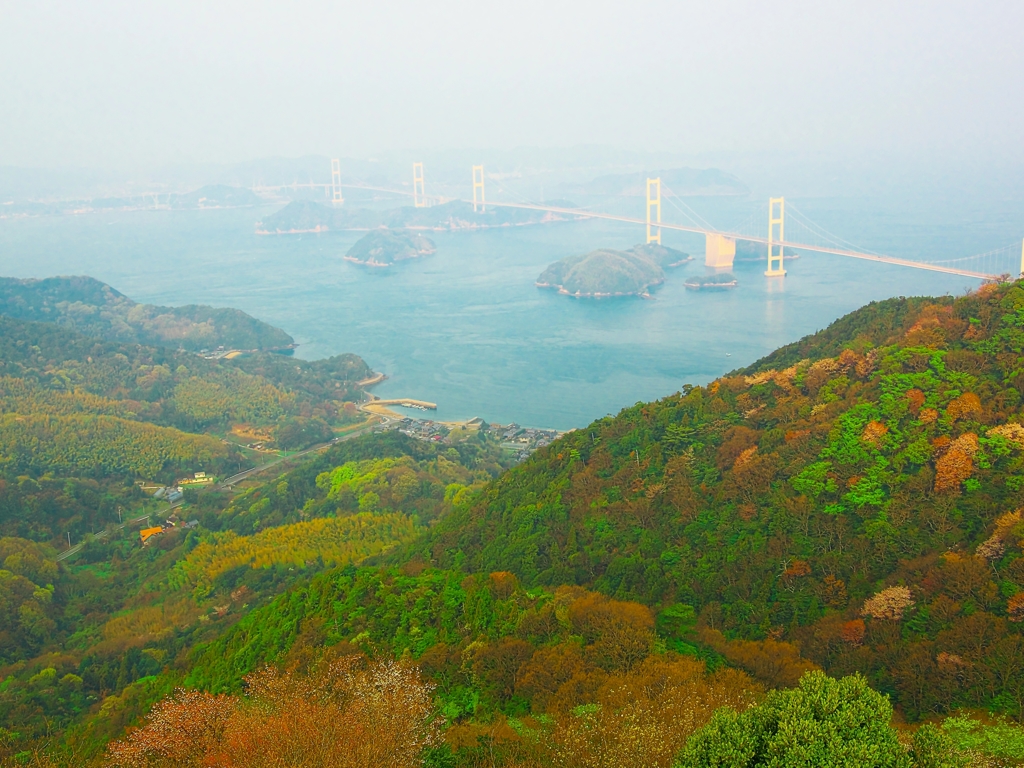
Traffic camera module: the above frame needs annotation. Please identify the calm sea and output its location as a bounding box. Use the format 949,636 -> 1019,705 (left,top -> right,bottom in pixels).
1,193 -> 1021,430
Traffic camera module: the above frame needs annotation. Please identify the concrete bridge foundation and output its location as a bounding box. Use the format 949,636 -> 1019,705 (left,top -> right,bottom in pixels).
705,233 -> 736,269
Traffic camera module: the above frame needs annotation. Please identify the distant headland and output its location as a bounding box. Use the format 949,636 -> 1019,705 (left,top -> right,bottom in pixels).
256,199 -> 583,235
0,275 -> 296,352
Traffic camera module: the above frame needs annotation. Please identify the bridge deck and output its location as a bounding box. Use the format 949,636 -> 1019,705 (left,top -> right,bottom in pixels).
249,180 -> 1009,282
483,201 -> 1001,281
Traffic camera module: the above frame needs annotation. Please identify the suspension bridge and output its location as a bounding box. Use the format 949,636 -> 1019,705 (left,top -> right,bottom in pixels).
254,161 -> 1024,283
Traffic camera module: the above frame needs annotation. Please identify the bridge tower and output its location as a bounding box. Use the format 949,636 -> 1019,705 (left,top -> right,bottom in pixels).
646,177 -> 661,244
331,159 -> 344,206
472,165 -> 485,212
413,162 -> 426,208
766,197 -> 786,276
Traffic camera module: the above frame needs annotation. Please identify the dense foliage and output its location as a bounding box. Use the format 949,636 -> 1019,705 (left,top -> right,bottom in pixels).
182,565 -> 760,767
678,671 -> 962,767
0,475 -> 144,542
416,282 -> 1024,721
198,431 -> 508,538
168,513 -> 419,595
0,430 -> 512,761
105,658 -> 438,768
0,413 -> 230,478
0,312 -> 369,464
11,282 -> 1024,767
536,248 -> 667,297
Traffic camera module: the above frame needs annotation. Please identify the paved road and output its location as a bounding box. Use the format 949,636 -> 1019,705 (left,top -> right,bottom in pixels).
55,423 -> 377,562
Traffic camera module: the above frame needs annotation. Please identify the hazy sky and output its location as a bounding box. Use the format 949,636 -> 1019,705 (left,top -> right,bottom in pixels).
1,0 -> 1021,170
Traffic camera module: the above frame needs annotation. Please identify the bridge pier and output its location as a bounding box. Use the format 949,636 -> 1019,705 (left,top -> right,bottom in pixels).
705,233 -> 736,269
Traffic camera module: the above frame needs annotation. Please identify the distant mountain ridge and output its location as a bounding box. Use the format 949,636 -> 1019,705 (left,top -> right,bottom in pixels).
0,275 -> 295,352
256,198 -> 583,234
560,167 -> 749,197
0,184 -> 263,218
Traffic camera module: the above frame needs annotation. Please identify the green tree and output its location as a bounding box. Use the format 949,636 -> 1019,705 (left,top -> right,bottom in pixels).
676,671 -> 940,768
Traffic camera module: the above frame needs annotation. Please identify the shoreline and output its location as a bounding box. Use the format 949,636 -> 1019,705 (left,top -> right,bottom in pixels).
536,281 -> 660,299
353,372 -> 563,437
343,252 -> 434,268
684,280 -> 738,290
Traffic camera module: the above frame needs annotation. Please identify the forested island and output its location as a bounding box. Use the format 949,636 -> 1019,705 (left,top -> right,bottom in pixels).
7,281 -> 1024,766
537,242 -> 691,297
0,276 -> 295,352
257,198 -> 583,234
343,230 -> 436,267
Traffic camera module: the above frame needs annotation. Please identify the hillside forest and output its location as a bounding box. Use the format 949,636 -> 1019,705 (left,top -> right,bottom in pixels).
6,281 -> 1024,766
0,295 -> 371,486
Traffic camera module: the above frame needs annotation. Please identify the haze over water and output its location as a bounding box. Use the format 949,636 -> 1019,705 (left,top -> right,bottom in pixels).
2,189 -> 1021,431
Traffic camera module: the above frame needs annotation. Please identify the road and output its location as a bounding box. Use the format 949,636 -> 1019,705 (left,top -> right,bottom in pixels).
55,423 -> 378,562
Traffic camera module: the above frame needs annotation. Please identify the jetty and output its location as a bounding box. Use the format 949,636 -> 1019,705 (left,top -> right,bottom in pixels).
361,396 -> 438,419
371,398 -> 437,410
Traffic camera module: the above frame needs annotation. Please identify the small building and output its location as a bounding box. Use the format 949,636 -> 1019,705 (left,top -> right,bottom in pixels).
153,487 -> 167,499
166,488 -> 184,503
183,520 -> 200,530
139,527 -> 164,545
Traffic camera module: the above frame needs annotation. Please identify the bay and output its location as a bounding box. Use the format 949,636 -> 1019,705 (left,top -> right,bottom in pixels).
0,194 -> 1020,430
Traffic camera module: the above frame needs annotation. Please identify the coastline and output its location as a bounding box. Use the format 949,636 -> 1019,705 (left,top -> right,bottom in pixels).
343,251 -> 434,268
684,280 -> 738,290
536,281 -> 662,299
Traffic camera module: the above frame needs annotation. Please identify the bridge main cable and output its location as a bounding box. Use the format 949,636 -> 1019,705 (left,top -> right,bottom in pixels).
481,200 -> 1002,281
259,160 -> 1006,283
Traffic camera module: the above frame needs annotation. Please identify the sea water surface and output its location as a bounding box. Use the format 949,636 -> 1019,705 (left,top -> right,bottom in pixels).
1,194 -> 1021,430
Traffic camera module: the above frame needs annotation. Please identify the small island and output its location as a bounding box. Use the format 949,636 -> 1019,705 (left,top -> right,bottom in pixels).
536,243 -> 690,298
684,272 -> 738,290
343,230 -> 436,268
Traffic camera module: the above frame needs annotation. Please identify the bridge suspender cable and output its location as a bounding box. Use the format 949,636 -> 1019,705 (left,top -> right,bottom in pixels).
259,159 -> 1021,283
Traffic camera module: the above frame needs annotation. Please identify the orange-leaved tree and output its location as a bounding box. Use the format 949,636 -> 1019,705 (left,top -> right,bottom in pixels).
105,656 -> 438,768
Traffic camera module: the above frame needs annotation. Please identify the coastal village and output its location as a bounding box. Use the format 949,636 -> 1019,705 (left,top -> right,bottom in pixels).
378,416 -> 560,461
